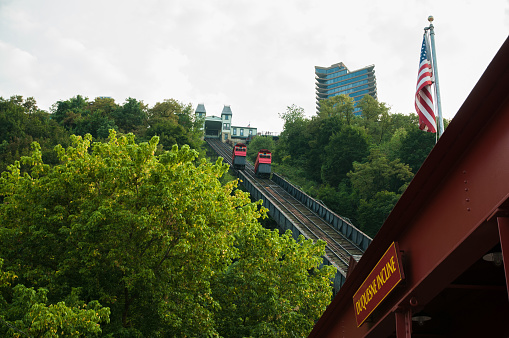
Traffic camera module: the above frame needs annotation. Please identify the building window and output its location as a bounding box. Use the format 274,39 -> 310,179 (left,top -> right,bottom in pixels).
224,134 -> 228,140
223,123 -> 230,130
249,129 -> 253,135
233,128 -> 237,135
240,129 -> 244,136
224,115 -> 229,120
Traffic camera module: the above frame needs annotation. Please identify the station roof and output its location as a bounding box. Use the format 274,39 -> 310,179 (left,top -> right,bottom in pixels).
221,105 -> 232,115
195,103 -> 206,113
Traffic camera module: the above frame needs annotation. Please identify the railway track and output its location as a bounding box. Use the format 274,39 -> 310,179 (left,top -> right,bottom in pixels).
205,138 -> 363,275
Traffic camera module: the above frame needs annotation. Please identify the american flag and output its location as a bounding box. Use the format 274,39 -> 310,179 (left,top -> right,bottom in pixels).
415,34 -> 437,133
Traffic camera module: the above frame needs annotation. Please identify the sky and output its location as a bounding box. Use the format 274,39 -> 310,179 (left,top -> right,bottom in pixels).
0,0 -> 508,133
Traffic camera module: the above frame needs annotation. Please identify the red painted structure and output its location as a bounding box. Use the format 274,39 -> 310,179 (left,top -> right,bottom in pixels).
254,149 -> 271,178
232,143 -> 247,170
309,37 -> 509,338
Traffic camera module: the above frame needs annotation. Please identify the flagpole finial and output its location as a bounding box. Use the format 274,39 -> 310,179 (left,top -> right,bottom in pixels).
428,15 -> 434,23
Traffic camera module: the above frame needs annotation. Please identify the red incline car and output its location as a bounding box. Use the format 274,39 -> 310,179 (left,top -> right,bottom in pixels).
254,149 -> 271,178
232,143 -> 247,170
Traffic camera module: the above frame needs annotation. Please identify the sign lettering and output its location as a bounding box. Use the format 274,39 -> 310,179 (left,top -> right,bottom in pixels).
353,242 -> 404,327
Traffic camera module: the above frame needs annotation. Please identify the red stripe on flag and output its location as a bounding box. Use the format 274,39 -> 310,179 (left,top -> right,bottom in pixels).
415,37 -> 436,133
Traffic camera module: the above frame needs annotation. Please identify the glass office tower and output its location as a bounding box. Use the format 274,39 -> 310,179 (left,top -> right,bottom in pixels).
315,62 -> 377,115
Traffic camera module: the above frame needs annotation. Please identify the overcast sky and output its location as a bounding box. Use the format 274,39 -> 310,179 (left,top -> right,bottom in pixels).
1,0 -> 508,133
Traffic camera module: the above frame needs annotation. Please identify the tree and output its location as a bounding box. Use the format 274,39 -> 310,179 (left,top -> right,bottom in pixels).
246,135 -> 275,163
348,147 -> 414,201
112,97 -> 148,134
397,125 -> 436,174
0,259 -> 110,337
347,148 -> 414,235
318,95 -> 355,125
0,96 -> 70,173
357,95 -> 391,144
0,96 -> 29,143
275,105 -> 309,166
89,97 -> 118,116
0,131 -> 333,336
380,127 -> 408,161
278,104 -> 306,127
321,125 -> 370,187
144,99 -> 203,152
356,191 -> 401,237
212,229 -> 335,337
305,114 -> 343,182
51,95 -> 89,126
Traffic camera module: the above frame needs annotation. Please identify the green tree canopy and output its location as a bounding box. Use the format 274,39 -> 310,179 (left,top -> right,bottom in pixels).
0,96 -> 70,173
112,97 -> 148,134
356,191 -> 401,237
213,228 -> 334,337
321,125 -> 370,187
347,148 -> 414,236
275,105 -> 309,166
305,114 -> 343,182
348,147 -> 414,201
0,130 -> 333,336
246,135 -> 275,163
397,125 -> 436,173
318,94 -> 355,125
51,95 -> 89,127
356,95 -> 391,144
144,99 -> 203,152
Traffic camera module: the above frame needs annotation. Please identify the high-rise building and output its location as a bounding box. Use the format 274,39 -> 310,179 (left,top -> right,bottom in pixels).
315,62 -> 377,115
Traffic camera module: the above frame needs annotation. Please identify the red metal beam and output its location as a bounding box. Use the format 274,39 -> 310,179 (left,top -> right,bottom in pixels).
498,217 -> 509,300
309,36 -> 509,338
395,309 -> 412,338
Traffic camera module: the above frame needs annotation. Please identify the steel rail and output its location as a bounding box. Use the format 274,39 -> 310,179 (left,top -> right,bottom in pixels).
241,168 -> 350,271
205,138 -> 360,273
263,184 -> 362,260
207,139 -> 350,268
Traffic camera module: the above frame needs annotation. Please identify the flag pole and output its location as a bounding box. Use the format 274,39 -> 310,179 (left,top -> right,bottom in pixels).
426,16 -> 444,138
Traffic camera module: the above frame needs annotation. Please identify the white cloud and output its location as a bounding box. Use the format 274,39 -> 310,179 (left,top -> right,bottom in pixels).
0,0 -> 508,131
0,40 -> 39,92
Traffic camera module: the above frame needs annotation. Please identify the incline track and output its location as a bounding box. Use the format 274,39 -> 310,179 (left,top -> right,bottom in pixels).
206,138 -> 364,276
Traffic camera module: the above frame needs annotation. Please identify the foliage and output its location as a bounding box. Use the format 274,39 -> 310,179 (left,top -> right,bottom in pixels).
213,229 -> 335,337
321,125 -> 369,187
304,114 -> 343,182
0,95 -> 206,179
317,94 -> 355,125
246,136 -> 275,163
356,95 -> 391,144
275,105 -> 310,167
0,259 -> 110,337
356,191 -> 401,237
112,97 -> 148,134
397,125 -> 436,173
274,95 -> 437,236
51,95 -> 89,126
0,131 -> 333,336
0,96 -> 70,173
278,104 -> 306,127
144,99 -> 203,154
348,147 -> 414,201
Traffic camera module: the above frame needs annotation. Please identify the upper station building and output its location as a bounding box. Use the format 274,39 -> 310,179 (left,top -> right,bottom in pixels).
315,62 -> 377,115
195,104 -> 257,143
